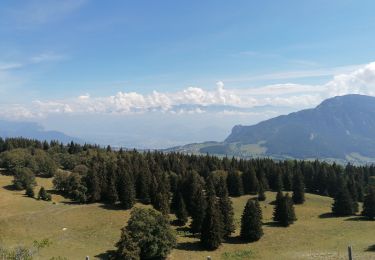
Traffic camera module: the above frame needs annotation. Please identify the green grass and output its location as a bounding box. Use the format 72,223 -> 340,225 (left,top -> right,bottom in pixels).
0,174 -> 374,259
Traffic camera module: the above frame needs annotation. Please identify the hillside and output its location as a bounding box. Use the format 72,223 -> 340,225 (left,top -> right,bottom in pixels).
1,174 -> 374,259
171,95 -> 375,163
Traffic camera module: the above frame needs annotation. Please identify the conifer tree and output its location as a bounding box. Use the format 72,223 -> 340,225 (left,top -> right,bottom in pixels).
25,185 -> 35,198
152,173 -> 170,215
38,186 -> 51,201
278,193 -> 296,227
200,178 -> 223,250
227,169 -> 244,197
188,174 -> 207,234
273,192 -> 296,226
362,185 -> 375,220
174,192 -> 188,226
240,199 -> 263,242
118,171 -> 135,209
242,167 -> 259,195
273,191 -> 284,222
136,167 -> 151,204
217,176 -> 235,238
292,172 -> 305,204
257,183 -> 266,201
332,186 -> 355,216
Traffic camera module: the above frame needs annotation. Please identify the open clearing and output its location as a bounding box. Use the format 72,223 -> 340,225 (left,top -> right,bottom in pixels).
0,174 -> 374,259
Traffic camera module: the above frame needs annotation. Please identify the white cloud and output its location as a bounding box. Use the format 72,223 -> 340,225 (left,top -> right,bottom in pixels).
4,62 -> 375,119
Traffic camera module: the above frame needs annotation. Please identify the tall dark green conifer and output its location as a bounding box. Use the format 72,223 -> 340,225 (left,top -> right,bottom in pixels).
174,192 -> 188,226
242,167 -> 259,195
118,171 -> 135,209
200,178 -> 223,250
190,182 -> 207,234
278,193 -> 296,227
217,176 -> 235,238
362,185 -> 375,220
292,172 -> 305,204
273,191 -> 283,222
240,199 -> 263,242
227,169 -> 244,197
257,184 -> 266,201
332,185 -> 356,216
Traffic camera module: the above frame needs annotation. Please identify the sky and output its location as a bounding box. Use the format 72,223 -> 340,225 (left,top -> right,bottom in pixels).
2,0 -> 375,148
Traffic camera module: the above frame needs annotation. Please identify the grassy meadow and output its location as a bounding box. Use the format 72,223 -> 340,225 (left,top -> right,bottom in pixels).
0,174 -> 374,259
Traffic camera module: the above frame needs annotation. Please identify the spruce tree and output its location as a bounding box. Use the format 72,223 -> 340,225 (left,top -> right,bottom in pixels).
217,176 -> 235,238
332,186 -> 355,216
274,193 -> 296,226
174,192 -> 188,226
25,185 -> 35,198
278,193 -> 296,227
153,174 -> 171,215
118,171 -> 135,209
227,169 -> 244,197
257,183 -> 266,201
200,179 -> 223,250
242,167 -> 259,195
362,185 -> 375,220
292,172 -> 305,204
190,185 -> 207,234
240,199 -> 263,242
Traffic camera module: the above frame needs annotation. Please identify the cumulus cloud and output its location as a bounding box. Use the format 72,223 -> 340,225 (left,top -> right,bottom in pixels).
4,62 -> 375,119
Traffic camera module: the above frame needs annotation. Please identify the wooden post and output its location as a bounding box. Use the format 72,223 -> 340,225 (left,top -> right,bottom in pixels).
86,256 -> 90,260
348,246 -> 353,260
207,256 -> 211,260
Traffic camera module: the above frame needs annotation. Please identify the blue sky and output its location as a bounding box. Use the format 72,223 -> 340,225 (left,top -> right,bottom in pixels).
1,0 -> 375,147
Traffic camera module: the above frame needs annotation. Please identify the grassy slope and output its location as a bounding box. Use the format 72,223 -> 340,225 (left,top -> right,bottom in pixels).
0,175 -> 374,259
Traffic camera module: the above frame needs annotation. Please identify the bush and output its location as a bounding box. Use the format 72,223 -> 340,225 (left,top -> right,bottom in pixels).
115,208 -> 176,259
12,168 -> 36,190
38,187 -> 52,201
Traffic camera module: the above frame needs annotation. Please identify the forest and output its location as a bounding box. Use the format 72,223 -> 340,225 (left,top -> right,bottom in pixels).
0,137 -> 375,259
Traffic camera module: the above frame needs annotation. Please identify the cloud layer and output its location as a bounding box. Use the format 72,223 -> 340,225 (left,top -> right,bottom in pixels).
3,62 -> 375,119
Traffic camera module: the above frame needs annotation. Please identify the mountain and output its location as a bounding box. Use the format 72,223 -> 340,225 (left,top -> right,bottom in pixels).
169,95 -> 375,163
0,120 -> 80,143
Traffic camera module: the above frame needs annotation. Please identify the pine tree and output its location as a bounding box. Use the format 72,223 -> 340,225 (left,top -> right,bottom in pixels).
332,186 -> 355,216
257,183 -> 266,201
189,174 -> 207,234
227,169 -> 244,197
292,172 -> 305,204
362,185 -> 375,220
25,185 -> 35,198
136,167 -> 151,204
152,173 -> 170,215
118,171 -> 135,209
217,176 -> 235,238
273,191 -> 284,221
240,199 -> 263,242
174,192 -> 188,226
38,186 -> 51,201
242,167 -> 259,195
278,193 -> 296,227
200,179 -> 223,250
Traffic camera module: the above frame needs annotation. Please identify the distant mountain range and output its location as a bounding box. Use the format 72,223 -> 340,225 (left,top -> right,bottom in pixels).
0,120 -> 80,143
168,94 -> 375,164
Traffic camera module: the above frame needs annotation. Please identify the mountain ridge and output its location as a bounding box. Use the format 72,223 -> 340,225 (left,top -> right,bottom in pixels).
168,94 -> 375,164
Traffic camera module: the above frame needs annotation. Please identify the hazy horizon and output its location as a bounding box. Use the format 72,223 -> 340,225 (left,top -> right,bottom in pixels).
2,1 -> 375,148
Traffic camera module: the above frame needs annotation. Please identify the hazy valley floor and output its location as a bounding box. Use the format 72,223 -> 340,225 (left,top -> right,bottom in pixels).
0,174 -> 374,260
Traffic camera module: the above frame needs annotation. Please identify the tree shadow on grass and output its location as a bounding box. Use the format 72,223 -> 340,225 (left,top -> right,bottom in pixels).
262,221 -> 283,227
3,184 -> 17,191
318,212 -> 336,219
99,203 -> 126,211
176,241 -> 205,251
224,236 -> 244,244
366,245 -> 375,252
95,250 -> 116,260
345,216 -> 372,221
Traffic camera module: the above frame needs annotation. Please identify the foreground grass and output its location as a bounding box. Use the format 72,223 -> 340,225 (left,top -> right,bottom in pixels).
0,175 -> 374,259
